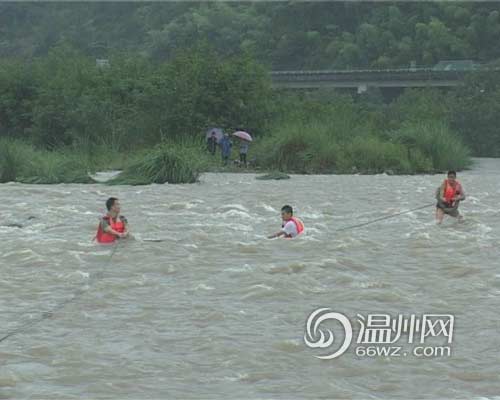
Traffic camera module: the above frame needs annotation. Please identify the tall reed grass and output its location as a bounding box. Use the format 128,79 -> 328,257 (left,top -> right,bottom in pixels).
390,121 -> 471,172
108,141 -> 209,185
0,138 -> 93,183
254,118 -> 470,174
0,139 -> 34,182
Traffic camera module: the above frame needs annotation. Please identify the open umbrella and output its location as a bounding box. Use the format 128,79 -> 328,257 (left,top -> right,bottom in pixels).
232,131 -> 253,142
205,128 -> 224,143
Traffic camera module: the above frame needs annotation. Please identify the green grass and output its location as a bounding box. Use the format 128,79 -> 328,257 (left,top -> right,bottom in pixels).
21,151 -> 94,184
73,145 -> 131,172
344,136 -> 413,174
108,141 -> 209,185
390,121 -> 471,172
0,138 -> 93,183
253,118 -> 471,174
254,120 -> 344,174
0,118 -> 471,185
0,138 -> 209,185
0,139 -> 35,182
254,119 -> 392,174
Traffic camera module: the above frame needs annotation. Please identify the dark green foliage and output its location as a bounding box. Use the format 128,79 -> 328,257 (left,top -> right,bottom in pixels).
385,88 -> 451,129
448,70 -> 500,156
0,61 -> 37,140
2,3 -> 500,68
0,44 -> 272,152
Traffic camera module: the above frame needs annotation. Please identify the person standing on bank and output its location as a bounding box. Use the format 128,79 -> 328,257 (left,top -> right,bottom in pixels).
207,131 -> 218,156
435,170 -> 466,224
239,139 -> 249,167
219,133 -> 232,166
232,131 -> 252,167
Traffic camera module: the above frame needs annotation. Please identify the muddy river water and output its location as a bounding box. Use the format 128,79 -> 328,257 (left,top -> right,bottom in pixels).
0,158 -> 499,399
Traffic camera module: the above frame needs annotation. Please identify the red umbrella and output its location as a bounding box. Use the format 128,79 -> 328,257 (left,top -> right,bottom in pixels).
232,131 -> 253,142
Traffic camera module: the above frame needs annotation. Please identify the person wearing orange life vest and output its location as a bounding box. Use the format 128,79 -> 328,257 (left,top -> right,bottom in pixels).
268,205 -> 304,239
435,170 -> 466,224
95,197 -> 129,244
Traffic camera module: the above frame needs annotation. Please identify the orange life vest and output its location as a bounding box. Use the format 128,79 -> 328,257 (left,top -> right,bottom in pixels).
443,179 -> 461,206
95,215 -> 125,244
282,216 -> 305,238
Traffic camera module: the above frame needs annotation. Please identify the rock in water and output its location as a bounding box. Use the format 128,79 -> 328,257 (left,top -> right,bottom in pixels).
4,223 -> 23,228
255,172 -> 290,180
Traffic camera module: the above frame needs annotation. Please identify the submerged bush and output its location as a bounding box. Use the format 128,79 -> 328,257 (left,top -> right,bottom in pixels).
109,142 -> 208,185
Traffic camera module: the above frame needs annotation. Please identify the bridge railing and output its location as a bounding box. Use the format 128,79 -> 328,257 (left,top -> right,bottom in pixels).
270,69 -> 468,82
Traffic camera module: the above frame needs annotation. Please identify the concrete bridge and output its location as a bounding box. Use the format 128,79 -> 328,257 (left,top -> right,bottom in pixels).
270,67 -> 488,93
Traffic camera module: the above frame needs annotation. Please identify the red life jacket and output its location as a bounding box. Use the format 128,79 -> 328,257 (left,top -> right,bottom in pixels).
443,179 -> 461,206
95,215 -> 125,244
282,217 -> 305,238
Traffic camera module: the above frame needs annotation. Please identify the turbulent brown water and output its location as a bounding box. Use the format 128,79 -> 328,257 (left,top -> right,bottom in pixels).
1,158 -> 499,399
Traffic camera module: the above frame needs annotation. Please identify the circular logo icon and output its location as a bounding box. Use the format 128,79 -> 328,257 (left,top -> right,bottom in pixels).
303,308 -> 353,359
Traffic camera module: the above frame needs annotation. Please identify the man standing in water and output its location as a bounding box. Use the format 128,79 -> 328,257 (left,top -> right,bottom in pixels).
95,197 -> 129,243
268,205 -> 304,239
435,170 -> 465,224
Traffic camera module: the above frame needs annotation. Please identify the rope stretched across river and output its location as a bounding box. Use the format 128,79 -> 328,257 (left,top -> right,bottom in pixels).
0,203 -> 435,344
334,203 -> 435,232
0,240 -> 121,344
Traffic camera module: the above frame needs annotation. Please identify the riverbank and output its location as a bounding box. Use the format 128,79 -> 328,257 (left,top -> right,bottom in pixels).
1,132 -> 472,185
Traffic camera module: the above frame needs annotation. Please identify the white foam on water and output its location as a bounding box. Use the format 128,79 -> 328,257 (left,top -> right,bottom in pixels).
217,204 -> 249,212
259,204 -> 277,212
194,283 -> 215,291
218,209 -> 252,219
223,264 -> 255,273
302,212 -> 324,219
76,271 -> 90,279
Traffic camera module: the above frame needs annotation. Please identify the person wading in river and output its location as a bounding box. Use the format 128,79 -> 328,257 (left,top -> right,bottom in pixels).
95,197 -> 129,243
435,170 -> 465,224
268,205 -> 305,239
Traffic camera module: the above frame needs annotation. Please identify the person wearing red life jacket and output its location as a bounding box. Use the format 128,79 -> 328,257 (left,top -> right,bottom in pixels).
435,170 -> 466,224
268,205 -> 304,239
95,197 -> 129,244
